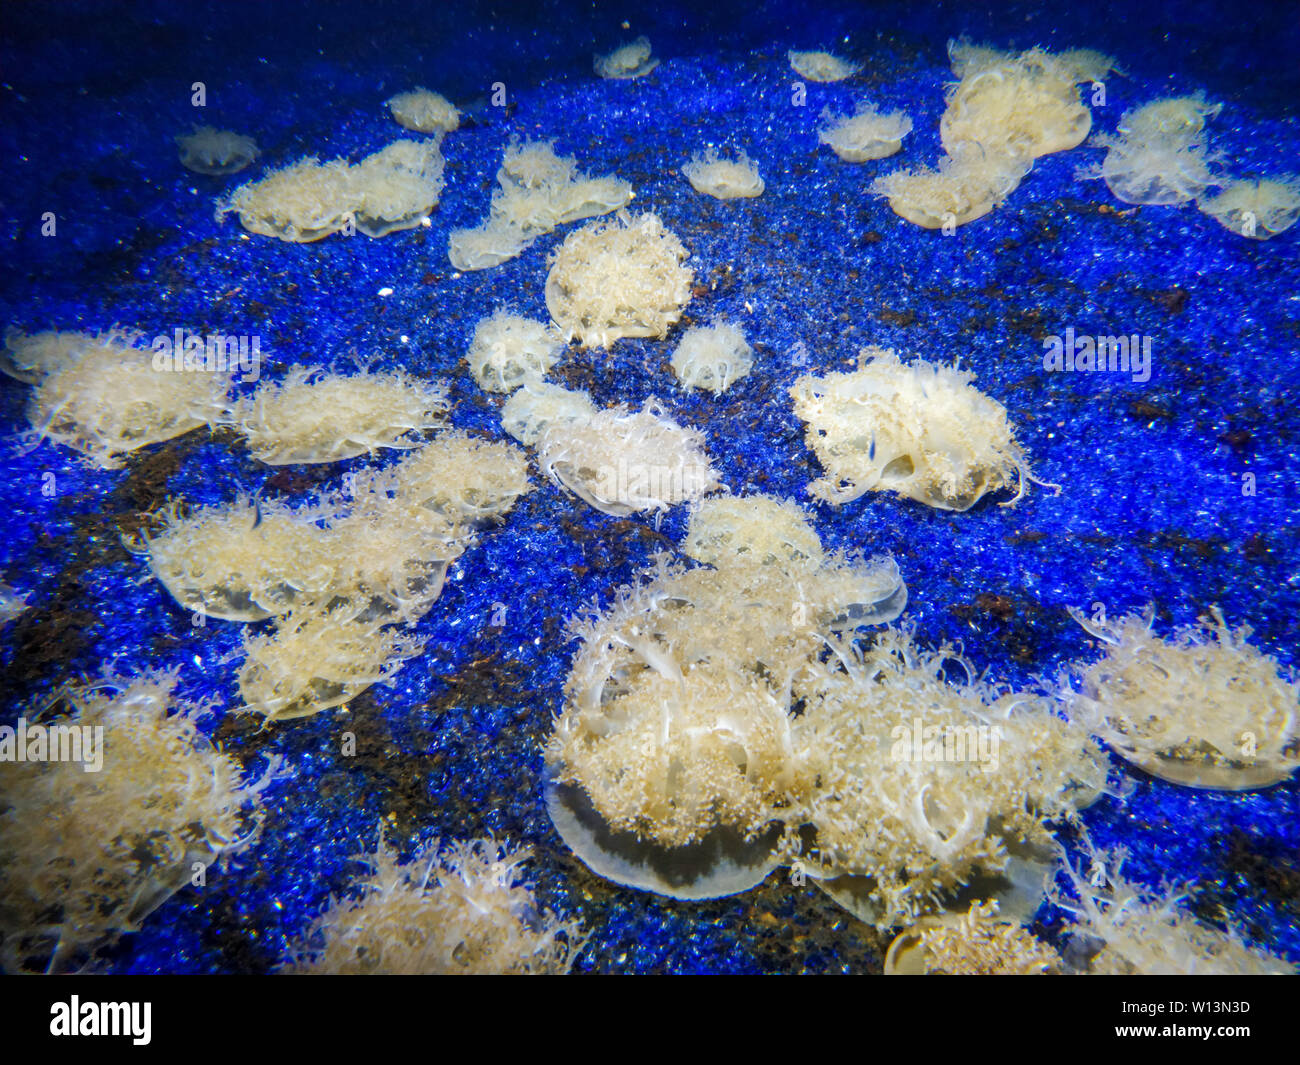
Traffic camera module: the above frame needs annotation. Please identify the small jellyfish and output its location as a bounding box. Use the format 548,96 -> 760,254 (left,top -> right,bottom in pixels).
682,149 -> 765,199
788,49 -> 858,82
594,36 -> 659,80
819,103 -> 913,162
176,126 -> 259,175
1199,176 -> 1300,240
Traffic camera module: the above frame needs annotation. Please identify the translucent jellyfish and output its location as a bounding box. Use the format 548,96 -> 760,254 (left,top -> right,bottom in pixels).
237,598 -> 424,722
682,148 -> 765,199
176,126 -> 260,175
594,36 -> 659,79
940,54 -> 1092,161
789,345 -> 1042,509
1199,176 -> 1300,240
544,211 -> 693,349
230,367 -> 448,465
819,103 -> 913,162
350,139 -> 446,237
386,87 -> 460,134
788,49 -> 858,82
1062,606 -> 1300,790
466,310 -> 564,393
871,144 -> 1031,228
1088,130 -> 1217,206
670,320 -> 754,394
1119,92 -> 1221,139
216,157 -> 357,242
499,380 -> 597,446
536,399 -> 719,516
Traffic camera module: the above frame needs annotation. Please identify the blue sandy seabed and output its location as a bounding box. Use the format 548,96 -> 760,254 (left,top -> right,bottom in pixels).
0,0 -> 1297,974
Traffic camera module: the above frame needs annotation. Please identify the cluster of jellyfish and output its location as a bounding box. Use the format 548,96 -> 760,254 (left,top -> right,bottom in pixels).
2,26 -> 1297,977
